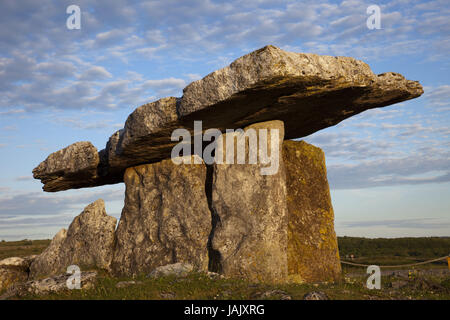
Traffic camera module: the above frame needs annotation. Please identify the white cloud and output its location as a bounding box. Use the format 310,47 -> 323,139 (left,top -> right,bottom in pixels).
425,85 -> 450,107
0,109 -> 25,116
142,78 -> 186,89
327,155 -> 450,189
0,0 -> 448,114
79,66 -> 113,81
2,125 -> 17,131
340,217 -> 450,230
0,0 -> 449,240
0,186 -> 124,218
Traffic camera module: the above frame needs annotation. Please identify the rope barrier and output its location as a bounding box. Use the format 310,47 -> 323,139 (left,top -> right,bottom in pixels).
340,255 -> 450,268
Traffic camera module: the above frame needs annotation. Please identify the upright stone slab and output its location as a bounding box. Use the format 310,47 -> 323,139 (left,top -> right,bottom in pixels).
30,199 -> 117,278
283,140 -> 341,283
111,155 -> 211,276
210,120 -> 288,283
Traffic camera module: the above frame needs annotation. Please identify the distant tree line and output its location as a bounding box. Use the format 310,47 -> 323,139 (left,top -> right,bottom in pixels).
337,236 -> 450,258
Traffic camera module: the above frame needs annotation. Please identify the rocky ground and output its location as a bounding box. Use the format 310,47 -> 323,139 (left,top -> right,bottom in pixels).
2,268 -> 449,300
0,239 -> 449,300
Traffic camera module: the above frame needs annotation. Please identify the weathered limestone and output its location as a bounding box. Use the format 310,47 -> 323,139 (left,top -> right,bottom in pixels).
0,257 -> 33,270
148,263 -> 194,278
32,141 -> 101,192
0,267 -> 28,292
111,155 -> 211,276
0,271 -> 97,300
30,199 -> 117,278
210,120 -> 288,283
283,140 -> 341,283
33,45 -> 423,192
0,257 -> 33,291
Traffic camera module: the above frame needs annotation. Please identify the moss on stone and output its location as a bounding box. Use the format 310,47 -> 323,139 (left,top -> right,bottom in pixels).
283,140 -> 341,283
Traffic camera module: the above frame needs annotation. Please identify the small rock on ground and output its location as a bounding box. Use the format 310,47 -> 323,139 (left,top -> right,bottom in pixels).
303,291 -> 329,300
206,271 -> 225,279
252,289 -> 292,300
148,263 -> 194,278
0,256 -> 37,291
159,292 -> 176,299
115,280 -> 142,288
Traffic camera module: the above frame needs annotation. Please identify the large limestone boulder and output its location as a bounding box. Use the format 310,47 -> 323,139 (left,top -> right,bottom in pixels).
33,45 -> 423,192
283,140 -> 341,283
29,229 -> 67,278
0,266 -> 28,292
210,120 -> 288,283
111,155 -> 211,276
30,199 -> 117,278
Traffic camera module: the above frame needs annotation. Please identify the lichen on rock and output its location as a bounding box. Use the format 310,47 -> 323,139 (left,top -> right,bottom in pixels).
283,140 -> 341,283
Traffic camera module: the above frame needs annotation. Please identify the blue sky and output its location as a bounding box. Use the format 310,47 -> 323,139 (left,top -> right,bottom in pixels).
0,0 -> 449,240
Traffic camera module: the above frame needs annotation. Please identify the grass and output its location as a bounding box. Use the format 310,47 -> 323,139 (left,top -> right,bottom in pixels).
11,271 -> 450,300
338,236 -> 450,261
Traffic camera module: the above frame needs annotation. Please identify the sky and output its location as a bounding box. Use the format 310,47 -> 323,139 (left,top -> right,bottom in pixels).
0,0 -> 449,240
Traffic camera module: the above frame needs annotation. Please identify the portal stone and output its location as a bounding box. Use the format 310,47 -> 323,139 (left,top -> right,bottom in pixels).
210,120 -> 288,283
111,155 -> 211,276
283,140 -> 341,283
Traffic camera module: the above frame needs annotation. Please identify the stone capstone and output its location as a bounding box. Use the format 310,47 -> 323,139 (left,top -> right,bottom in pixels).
33,45 -> 423,192
32,141 -> 102,192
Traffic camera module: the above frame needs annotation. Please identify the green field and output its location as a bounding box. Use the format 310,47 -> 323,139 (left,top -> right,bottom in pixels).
0,239 -> 51,260
1,237 -> 449,300
338,236 -> 450,272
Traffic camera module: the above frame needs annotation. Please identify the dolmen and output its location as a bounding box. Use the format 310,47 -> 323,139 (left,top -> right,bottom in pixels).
30,45 -> 423,283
